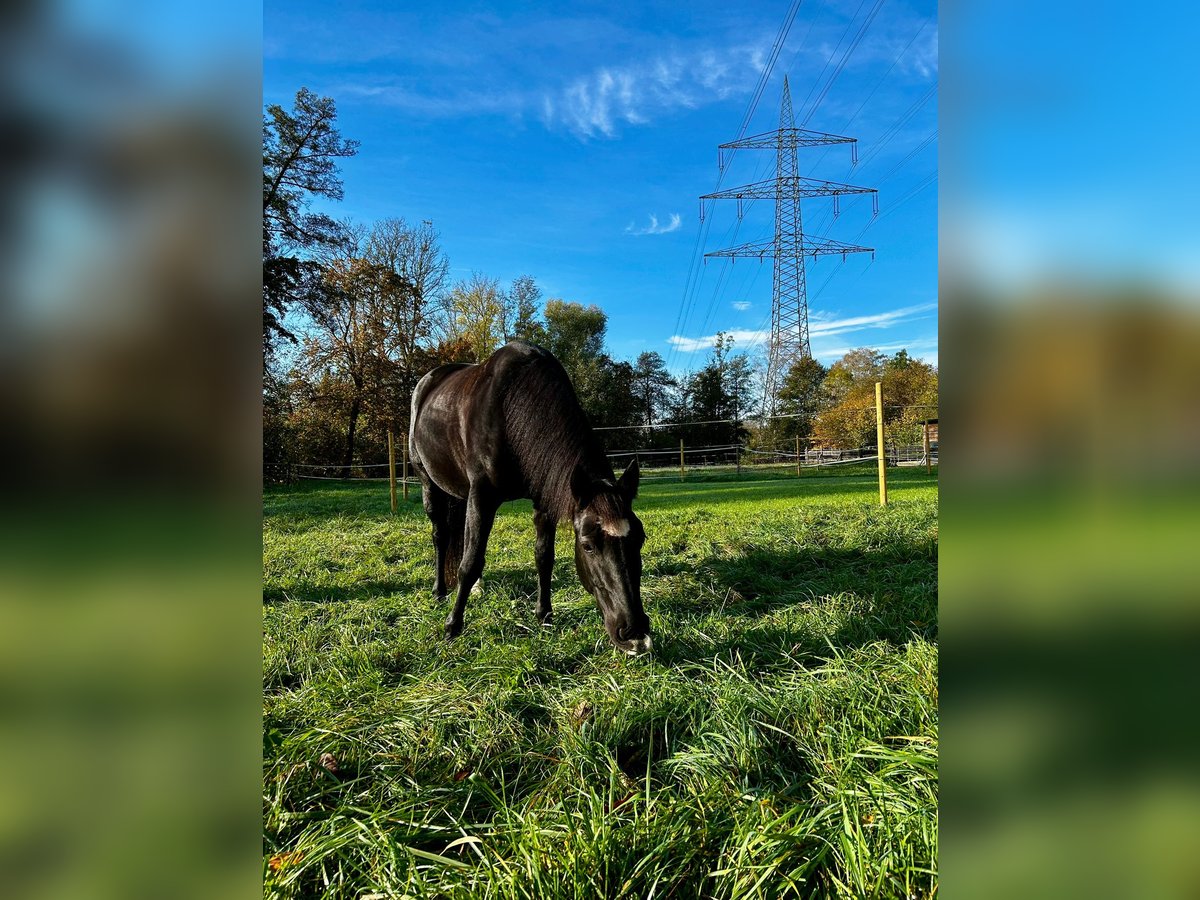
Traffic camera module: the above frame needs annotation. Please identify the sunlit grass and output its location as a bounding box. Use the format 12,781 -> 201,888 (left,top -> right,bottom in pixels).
263,467 -> 938,898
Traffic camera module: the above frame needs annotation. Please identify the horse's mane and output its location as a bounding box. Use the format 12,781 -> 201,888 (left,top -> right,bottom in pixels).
501,349 -> 614,521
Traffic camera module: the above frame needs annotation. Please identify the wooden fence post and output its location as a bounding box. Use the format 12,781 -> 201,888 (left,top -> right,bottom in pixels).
402,433 -> 410,501
679,439 -> 685,482
924,419 -> 932,475
876,382 -> 888,506
795,435 -> 801,477
388,431 -> 398,515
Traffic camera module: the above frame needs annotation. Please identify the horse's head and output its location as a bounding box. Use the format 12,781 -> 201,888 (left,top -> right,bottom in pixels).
571,459 -> 651,655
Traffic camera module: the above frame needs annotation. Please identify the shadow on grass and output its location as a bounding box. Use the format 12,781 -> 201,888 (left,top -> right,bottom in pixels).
262,558 -> 556,608
263,578 -> 424,605
649,541 -> 937,669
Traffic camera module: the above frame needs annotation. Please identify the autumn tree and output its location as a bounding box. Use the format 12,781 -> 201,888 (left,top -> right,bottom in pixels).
811,348 -> 937,449
444,273 -> 511,362
882,350 -> 939,444
293,225 -> 408,469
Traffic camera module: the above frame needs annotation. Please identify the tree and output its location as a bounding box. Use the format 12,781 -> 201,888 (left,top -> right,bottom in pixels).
364,218 -> 449,415
543,300 -> 607,387
366,219 -> 448,349
589,359 -> 642,430
293,223 -> 434,470
775,356 -> 828,440
882,351 -> 938,444
679,332 -> 754,445
632,351 -> 676,426
810,347 -> 936,449
508,275 -> 546,344
823,348 -> 885,405
444,273 -> 510,362
263,88 -> 359,355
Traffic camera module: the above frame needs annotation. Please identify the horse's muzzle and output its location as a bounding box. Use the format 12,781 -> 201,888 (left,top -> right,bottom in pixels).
623,635 -> 653,656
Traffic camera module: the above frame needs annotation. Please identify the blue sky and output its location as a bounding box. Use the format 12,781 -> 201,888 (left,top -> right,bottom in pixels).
265,0 -> 938,374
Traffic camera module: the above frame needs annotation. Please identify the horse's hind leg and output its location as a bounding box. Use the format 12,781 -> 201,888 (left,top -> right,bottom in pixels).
446,483 -> 498,639
533,509 -> 556,626
421,479 -> 460,601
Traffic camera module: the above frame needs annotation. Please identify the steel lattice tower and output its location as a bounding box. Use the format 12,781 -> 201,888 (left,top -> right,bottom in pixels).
701,77 -> 878,413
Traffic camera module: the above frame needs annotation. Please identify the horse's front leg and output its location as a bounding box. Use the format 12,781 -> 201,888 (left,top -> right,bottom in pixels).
445,484 -> 497,640
533,509 -> 556,627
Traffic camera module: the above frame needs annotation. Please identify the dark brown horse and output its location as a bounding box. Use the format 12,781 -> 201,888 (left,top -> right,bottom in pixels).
409,341 -> 652,654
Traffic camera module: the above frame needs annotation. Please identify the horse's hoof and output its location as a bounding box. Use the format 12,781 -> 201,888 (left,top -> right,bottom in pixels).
444,619 -> 463,640
538,612 -> 554,627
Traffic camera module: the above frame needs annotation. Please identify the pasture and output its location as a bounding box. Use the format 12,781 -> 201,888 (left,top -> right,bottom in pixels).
263,466 -> 938,898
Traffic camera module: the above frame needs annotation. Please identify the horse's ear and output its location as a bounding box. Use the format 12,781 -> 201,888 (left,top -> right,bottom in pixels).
618,458 -> 639,501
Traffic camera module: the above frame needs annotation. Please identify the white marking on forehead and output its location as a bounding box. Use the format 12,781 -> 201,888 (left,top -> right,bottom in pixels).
601,518 -> 630,537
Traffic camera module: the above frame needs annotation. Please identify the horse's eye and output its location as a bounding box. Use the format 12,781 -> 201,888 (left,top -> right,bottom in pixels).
582,542 -> 595,554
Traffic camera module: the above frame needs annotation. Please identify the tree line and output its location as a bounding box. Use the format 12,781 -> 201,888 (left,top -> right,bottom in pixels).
263,89 -> 936,478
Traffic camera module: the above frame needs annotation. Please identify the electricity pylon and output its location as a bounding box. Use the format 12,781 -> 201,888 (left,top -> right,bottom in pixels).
701,76 -> 878,414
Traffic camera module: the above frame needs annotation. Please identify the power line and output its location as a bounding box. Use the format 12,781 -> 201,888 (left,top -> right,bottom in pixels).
793,0 -> 872,121
806,128 -> 935,238
838,21 -> 931,134
801,0 -> 890,125
802,18 -> 933,178
667,0 -> 804,376
856,171 -> 936,238
854,80 -> 936,170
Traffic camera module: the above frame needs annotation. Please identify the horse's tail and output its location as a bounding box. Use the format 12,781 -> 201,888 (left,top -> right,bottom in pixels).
442,497 -> 467,589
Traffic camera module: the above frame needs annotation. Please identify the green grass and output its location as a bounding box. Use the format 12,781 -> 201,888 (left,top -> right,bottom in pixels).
263,465 -> 938,898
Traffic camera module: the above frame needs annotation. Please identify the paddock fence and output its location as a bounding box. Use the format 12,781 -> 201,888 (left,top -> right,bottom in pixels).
267,387 -> 936,509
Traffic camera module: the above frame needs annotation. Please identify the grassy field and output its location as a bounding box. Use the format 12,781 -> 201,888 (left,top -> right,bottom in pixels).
263,464 -> 938,898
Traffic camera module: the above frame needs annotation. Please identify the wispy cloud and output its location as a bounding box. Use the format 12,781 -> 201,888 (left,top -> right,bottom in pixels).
668,302 -> 937,354
626,213 -> 681,236
541,46 -> 764,138
667,329 -> 769,353
807,302 -> 937,338
732,301 -> 751,311
900,27 -> 939,79
332,81 -> 526,117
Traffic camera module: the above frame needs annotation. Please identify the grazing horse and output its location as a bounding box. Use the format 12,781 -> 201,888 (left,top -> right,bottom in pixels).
409,341 -> 652,654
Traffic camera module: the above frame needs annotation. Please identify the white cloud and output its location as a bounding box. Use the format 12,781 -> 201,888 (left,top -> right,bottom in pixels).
732,301 -> 751,311
667,302 -> 938,354
626,213 -> 681,236
667,329 -> 769,353
807,302 -> 937,338
542,45 -> 764,138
